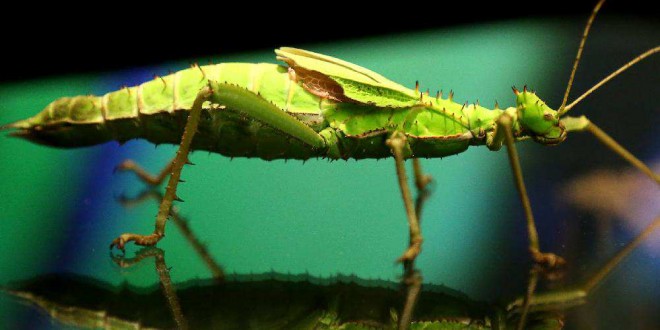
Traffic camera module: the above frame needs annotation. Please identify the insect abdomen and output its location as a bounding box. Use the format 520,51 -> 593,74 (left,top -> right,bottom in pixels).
7,63 -> 327,159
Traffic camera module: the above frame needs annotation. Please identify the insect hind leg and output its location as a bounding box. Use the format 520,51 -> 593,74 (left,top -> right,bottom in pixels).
110,87 -> 212,252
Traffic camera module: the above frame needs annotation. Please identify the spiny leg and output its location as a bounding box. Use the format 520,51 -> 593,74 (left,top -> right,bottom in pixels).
386,132 -> 423,263
115,158 -> 174,186
110,87 -> 212,251
497,114 -> 565,268
109,82 -> 327,252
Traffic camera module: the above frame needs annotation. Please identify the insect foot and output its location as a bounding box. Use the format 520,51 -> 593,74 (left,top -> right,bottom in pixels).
109,232 -> 164,253
531,249 -> 566,269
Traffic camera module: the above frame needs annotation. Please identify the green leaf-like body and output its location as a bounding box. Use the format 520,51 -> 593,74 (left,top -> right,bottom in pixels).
4,49 -> 542,160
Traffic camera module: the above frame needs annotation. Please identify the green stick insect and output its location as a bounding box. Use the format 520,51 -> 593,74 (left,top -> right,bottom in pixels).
1,0 -> 658,270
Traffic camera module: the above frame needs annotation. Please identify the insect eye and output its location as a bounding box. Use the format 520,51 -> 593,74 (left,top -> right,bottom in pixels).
542,111 -> 554,121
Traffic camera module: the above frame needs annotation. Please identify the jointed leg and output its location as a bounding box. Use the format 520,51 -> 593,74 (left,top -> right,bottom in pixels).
390,158 -> 431,329
115,158 -> 175,186
561,116 -> 659,184
109,81 -> 329,252
497,114 -> 565,268
117,190 -> 225,280
395,159 -> 432,329
110,87 -> 212,251
386,132 -> 423,263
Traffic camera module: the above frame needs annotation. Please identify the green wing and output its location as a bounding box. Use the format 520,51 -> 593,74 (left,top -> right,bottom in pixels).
275,47 -> 419,108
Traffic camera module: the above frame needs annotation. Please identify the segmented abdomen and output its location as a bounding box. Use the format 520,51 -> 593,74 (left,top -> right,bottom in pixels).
15,63 -> 328,160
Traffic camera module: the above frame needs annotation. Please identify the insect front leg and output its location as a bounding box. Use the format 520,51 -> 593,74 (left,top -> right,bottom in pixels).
386,132 -> 423,264
561,116 -> 660,184
494,114 -> 566,268
110,86 -> 213,251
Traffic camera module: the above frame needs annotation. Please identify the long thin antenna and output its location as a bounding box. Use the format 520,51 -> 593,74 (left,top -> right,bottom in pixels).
561,46 -> 660,114
558,0 -> 606,113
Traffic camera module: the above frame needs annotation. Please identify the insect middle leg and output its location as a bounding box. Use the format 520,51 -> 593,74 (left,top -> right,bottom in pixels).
110,87 -> 213,251
386,132 -> 423,263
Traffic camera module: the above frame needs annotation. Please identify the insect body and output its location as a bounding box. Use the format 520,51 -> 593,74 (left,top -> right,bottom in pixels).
6,49 -> 548,161
2,1 -> 658,271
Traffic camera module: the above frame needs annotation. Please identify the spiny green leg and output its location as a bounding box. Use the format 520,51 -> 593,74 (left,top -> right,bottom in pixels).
496,114 -> 565,268
115,158 -> 174,186
386,132 -> 423,264
110,87 -> 212,251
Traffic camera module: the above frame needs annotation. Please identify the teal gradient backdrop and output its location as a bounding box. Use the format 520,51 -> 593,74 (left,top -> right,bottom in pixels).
0,17 -> 658,329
